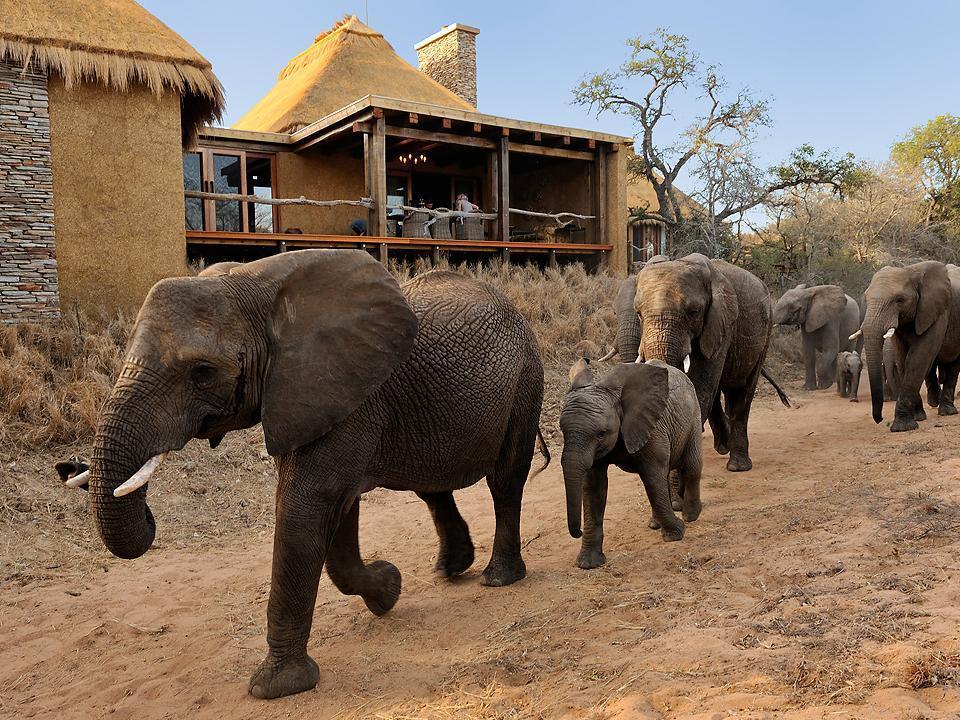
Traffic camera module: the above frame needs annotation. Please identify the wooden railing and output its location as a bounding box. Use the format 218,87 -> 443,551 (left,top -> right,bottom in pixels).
186,230 -> 612,265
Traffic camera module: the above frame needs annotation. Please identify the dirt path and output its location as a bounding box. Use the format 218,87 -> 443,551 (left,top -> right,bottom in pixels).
3,387 -> 960,719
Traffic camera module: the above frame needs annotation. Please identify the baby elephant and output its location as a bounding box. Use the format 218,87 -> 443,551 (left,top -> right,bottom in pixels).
836,350 -> 863,401
559,358 -> 703,569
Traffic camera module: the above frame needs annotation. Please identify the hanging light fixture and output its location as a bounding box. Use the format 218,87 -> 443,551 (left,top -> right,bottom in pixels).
399,152 -> 429,165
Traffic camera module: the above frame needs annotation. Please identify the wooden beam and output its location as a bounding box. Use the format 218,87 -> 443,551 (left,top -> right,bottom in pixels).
384,124 -> 496,149
368,115 -> 387,237
593,149 -> 607,247
496,136 -> 510,242
563,136 -> 571,146
442,118 -> 452,129
372,108 -> 384,119
533,132 -> 542,142
295,111 -> 374,151
501,127 -> 510,137
507,142 -> 594,161
588,139 -> 596,149
472,123 -> 482,133
408,112 -> 419,124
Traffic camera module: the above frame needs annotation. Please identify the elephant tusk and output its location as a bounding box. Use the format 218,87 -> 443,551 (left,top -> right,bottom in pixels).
113,453 -> 168,498
883,327 -> 896,339
597,347 -> 618,362
683,355 -> 691,373
848,329 -> 862,341
65,469 -> 90,489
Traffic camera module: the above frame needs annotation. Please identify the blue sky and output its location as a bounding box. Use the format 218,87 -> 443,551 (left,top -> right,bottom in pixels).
144,0 -> 959,180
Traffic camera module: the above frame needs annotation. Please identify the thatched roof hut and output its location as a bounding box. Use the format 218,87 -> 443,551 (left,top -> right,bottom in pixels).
0,0 -> 224,144
235,15 -> 473,134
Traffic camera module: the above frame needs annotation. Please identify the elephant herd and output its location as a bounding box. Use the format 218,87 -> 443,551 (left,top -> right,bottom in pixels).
54,249 -> 960,700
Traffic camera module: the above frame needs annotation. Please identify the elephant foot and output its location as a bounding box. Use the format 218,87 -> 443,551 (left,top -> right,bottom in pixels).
928,389 -> 941,407
648,515 -> 661,530
713,440 -> 729,456
849,397 -> 859,403
890,416 -> 919,432
576,547 -> 607,569
481,555 -> 526,587
660,520 -> 685,542
434,539 -> 475,578
914,407 -> 927,421
682,499 -> 702,523
726,453 -> 753,472
248,653 -> 319,700
939,403 -> 958,416
361,560 -> 402,616
803,383 -> 817,391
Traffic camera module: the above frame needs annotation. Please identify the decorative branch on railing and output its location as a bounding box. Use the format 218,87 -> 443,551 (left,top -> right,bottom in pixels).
184,190 -> 374,210
185,192 -> 596,228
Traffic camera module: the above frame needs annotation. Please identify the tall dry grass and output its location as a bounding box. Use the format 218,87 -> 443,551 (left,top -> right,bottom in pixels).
0,261 -> 619,451
0,313 -> 129,449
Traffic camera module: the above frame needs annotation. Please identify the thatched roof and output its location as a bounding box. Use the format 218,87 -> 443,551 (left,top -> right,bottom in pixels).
234,16 -> 473,134
0,0 -> 224,146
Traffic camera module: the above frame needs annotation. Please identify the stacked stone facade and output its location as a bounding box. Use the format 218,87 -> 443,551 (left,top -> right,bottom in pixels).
0,59 -> 58,321
415,24 -> 479,107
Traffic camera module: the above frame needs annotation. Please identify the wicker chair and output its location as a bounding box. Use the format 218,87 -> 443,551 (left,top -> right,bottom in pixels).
402,210 -> 431,238
454,214 -> 486,241
429,208 -> 453,240
386,218 -> 399,237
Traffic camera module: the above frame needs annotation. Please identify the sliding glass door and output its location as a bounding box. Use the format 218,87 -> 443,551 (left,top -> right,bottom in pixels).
182,149 -> 277,233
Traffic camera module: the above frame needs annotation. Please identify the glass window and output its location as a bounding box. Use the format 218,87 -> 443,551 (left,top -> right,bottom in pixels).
212,154 -> 242,232
183,153 -> 204,231
246,156 -> 274,233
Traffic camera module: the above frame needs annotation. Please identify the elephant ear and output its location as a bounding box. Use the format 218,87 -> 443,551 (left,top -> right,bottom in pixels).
600,363 -> 669,454
805,285 -> 846,333
240,250 -> 418,456
687,256 -> 738,360
568,357 -> 595,389
913,261 -> 951,335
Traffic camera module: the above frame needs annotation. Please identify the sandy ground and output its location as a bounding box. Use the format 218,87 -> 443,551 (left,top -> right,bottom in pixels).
2,384 -> 960,719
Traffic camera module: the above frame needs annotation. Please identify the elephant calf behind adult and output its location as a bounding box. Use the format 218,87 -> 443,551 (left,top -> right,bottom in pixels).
69,251 -> 544,700
772,284 -> 861,390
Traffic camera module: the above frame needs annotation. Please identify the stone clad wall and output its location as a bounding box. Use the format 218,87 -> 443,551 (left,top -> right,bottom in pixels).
416,25 -> 478,107
0,59 -> 58,321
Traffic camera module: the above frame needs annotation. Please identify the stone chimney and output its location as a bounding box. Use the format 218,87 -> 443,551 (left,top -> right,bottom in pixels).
415,24 -> 479,107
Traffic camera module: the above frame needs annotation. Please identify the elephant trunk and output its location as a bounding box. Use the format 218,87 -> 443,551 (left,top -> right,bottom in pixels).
640,313 -> 686,369
863,304 -> 897,424
90,412 -> 156,559
615,312 -> 641,363
560,448 -> 587,539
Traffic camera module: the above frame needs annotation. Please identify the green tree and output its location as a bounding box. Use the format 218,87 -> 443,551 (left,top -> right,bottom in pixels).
891,114 -> 960,224
573,28 -> 860,250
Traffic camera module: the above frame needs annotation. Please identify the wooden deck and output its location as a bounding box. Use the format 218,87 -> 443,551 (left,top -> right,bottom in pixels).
186,231 -> 612,263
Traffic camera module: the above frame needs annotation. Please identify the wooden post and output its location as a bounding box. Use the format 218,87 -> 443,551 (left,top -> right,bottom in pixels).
496,136 -> 510,242
548,248 -> 557,269
432,245 -> 440,265
379,243 -> 389,264
502,247 -> 511,264
593,149 -> 607,247
367,115 -> 387,238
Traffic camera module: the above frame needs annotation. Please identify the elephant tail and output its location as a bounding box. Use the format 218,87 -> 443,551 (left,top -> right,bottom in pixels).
761,367 -> 792,408
529,427 -> 552,480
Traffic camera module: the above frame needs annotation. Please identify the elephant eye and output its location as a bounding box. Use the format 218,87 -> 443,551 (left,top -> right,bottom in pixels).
191,362 -> 218,389
597,429 -> 607,439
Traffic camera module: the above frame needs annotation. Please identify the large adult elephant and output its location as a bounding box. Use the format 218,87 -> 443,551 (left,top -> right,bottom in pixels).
621,253 -> 773,472
861,260 -> 960,431
772,284 -> 861,390
63,250 -> 545,699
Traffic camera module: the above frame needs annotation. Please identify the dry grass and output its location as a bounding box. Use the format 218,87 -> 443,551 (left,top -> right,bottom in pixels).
0,312 -> 129,449
0,261 -> 618,453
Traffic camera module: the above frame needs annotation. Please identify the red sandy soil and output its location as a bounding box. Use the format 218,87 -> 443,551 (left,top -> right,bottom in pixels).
2,385 -> 960,719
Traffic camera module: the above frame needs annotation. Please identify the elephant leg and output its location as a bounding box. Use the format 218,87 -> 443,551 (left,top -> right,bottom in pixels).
677,437 -> 703,523
417,491 -> 475,578
638,455 -> 684,542
937,360 -> 960,416
481,397 -> 537,587
248,467 -> 346,700
892,353 -> 926,432
816,340 -> 838,390
707,392 -> 730,456
325,498 -> 402,615
577,466 -> 609,569
801,334 -> 817,391
926,364 -> 942,408
724,383 -> 756,472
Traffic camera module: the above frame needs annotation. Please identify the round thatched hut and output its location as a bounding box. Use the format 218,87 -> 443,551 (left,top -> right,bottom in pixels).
0,0 -> 224,320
